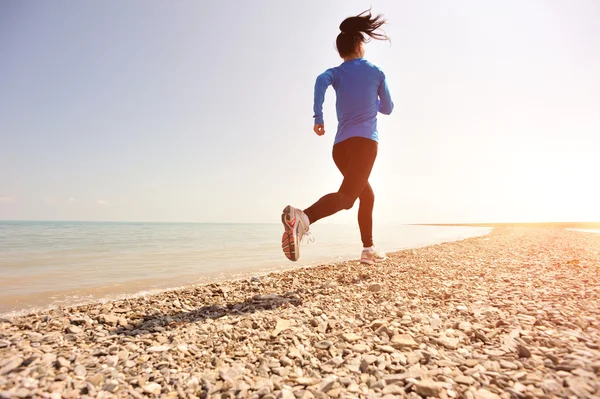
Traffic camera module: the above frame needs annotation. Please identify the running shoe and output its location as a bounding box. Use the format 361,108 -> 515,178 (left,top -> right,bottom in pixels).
360,247 -> 387,264
281,205 -> 310,261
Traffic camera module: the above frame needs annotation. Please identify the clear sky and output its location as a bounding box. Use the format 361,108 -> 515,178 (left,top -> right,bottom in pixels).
1,0 -> 599,224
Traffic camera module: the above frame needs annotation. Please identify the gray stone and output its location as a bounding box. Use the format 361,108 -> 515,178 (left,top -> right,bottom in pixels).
314,341 -> 333,350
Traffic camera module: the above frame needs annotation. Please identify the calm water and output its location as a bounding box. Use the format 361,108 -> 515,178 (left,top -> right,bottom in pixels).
0,221 -> 491,316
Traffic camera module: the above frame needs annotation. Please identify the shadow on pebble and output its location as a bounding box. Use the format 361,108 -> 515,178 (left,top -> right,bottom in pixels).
111,293 -> 303,337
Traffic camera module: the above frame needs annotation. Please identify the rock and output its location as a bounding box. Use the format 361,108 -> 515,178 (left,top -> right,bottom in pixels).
273,319 -> 292,336
414,380 -> 444,397
455,375 -> 474,385
384,368 -> 423,384
277,390 -> 295,399
484,349 -> 505,357
500,360 -> 519,370
100,314 -> 119,325
0,357 -> 23,375
517,344 -> 531,358
296,377 -> 321,386
87,373 -> 105,387
363,355 -> 378,365
147,345 -> 170,352
383,385 -> 404,395
12,389 -> 31,398
327,388 -> 344,398
143,382 -> 162,395
458,321 -> 472,332
56,357 -> 70,368
368,283 -> 382,292
342,333 -> 362,342
74,365 -> 87,377
474,388 -> 501,399
66,325 -> 83,334
407,352 -> 421,365
347,383 -> 360,393
437,336 -> 459,350
103,381 -> 119,393
370,320 -> 387,329
430,318 -> 442,329
105,355 -> 118,367
539,379 -> 562,393
253,377 -> 274,391
314,341 -> 333,350
391,334 -> 418,348
318,378 -> 336,393
288,346 -> 301,359
351,344 -> 370,353
219,365 -> 244,381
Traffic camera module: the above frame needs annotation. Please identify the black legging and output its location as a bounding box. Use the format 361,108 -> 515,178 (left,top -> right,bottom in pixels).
304,137 -> 378,247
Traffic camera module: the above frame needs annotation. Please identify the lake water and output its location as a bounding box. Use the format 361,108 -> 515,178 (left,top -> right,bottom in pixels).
0,221 -> 491,316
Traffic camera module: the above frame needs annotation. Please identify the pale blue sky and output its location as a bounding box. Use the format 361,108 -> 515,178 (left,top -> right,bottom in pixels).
1,0 -> 599,224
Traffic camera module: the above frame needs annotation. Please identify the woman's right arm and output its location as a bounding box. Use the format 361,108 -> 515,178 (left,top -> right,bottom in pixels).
377,71 -> 394,115
313,69 -> 334,126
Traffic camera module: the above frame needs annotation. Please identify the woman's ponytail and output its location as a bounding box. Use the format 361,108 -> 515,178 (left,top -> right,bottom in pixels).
336,8 -> 389,58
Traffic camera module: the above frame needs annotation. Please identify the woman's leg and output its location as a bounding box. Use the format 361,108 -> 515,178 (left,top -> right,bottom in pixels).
357,182 -> 375,248
303,137 -> 378,224
333,143 -> 376,248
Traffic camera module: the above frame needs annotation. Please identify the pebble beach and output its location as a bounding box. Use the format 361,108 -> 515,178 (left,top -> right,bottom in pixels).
1,228 -> 599,399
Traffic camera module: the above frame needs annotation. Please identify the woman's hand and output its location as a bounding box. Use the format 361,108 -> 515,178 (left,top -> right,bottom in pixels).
313,124 -> 325,136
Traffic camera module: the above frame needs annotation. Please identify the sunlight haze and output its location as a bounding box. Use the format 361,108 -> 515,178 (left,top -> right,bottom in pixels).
1,0 -> 599,224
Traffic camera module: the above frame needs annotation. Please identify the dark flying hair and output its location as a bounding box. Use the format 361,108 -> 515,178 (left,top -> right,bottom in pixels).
336,8 -> 389,58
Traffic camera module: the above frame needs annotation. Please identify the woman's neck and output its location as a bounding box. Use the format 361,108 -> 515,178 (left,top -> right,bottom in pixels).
343,54 -> 363,62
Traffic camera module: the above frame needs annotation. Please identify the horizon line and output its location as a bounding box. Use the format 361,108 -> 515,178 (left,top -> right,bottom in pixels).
1,219 -> 600,228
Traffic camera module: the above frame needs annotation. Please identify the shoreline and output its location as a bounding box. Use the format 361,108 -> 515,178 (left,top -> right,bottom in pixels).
1,228 -> 599,398
0,227 -> 492,319
411,222 -> 600,228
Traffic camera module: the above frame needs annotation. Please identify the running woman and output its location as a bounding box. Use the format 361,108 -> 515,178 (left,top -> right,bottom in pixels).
281,9 -> 394,264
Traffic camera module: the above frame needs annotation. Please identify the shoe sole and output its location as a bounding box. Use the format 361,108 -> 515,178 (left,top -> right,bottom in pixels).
281,205 -> 299,261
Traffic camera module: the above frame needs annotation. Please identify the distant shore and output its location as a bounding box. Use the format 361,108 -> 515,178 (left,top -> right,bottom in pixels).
412,222 -> 600,228
1,228 -> 599,398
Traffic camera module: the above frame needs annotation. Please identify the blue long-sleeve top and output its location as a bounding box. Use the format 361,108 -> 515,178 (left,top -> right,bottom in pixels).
313,58 -> 394,145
